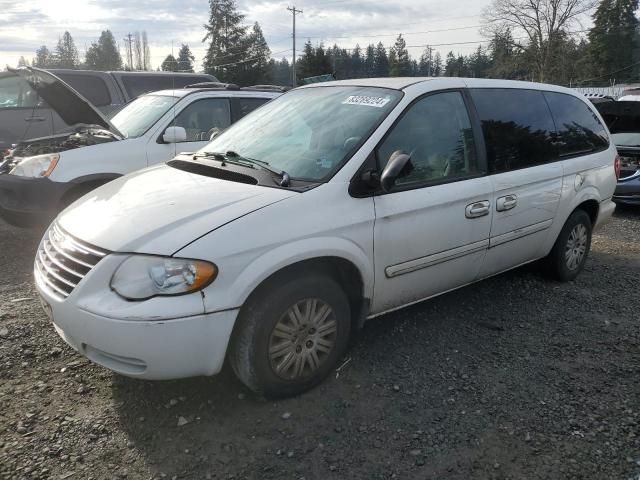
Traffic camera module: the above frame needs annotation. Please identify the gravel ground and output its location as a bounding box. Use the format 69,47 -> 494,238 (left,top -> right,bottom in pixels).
1,209 -> 639,480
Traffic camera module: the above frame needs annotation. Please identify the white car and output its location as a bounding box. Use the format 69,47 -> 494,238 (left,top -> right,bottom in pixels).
0,68 -> 282,227
34,78 -> 618,397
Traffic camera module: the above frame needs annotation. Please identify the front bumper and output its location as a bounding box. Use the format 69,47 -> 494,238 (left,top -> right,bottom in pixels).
613,170 -> 640,206
35,252 -> 240,380
0,173 -> 71,227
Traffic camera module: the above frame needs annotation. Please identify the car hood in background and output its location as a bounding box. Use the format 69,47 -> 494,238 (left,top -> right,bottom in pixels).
57,164 -> 297,254
10,67 -> 123,137
594,101 -> 640,134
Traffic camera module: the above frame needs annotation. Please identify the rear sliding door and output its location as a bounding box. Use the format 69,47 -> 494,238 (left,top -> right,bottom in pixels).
470,88 -> 563,278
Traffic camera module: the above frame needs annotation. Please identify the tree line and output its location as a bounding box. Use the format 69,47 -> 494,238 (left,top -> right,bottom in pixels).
21,30 -> 196,73
14,0 -> 640,88
289,0 -> 640,87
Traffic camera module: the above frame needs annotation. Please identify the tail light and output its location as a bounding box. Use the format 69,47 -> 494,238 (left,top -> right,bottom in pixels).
614,154 -> 621,180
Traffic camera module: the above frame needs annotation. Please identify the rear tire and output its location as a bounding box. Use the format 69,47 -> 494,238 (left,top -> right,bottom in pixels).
229,272 -> 351,398
545,209 -> 592,282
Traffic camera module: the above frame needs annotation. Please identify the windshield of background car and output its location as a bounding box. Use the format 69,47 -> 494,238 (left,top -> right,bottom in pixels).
111,95 -> 178,138
612,132 -> 640,146
198,86 -> 403,181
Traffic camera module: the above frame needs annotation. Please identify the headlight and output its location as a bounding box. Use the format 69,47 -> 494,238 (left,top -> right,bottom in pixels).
9,153 -> 60,177
111,255 -> 218,300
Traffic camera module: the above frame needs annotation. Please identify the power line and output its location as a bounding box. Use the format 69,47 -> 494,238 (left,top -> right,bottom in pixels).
210,48 -> 292,68
299,23 -> 491,40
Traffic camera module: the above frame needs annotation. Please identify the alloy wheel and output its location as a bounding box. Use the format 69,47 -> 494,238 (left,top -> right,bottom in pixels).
268,298 -> 337,380
565,223 -> 588,271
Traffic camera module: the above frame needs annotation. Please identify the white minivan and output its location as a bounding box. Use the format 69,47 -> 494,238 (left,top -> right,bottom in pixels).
34,78 -> 618,397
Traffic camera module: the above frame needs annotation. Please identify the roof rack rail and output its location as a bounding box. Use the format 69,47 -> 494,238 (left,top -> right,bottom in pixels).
184,82 -> 241,90
242,85 -> 291,92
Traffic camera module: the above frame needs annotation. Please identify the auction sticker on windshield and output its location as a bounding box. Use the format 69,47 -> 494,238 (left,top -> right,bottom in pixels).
342,95 -> 391,108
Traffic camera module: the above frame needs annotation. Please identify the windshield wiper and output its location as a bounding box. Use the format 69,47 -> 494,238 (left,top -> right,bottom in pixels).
225,151 -> 291,187
193,151 -> 291,187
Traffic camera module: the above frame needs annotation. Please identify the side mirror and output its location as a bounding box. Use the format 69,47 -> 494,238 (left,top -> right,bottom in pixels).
162,126 -> 187,144
380,151 -> 411,192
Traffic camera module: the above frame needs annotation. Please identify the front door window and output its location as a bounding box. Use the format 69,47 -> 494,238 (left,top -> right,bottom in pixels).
376,91 -> 481,188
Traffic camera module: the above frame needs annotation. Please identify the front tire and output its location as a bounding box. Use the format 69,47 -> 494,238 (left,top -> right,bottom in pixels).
229,272 -> 351,398
545,209 -> 592,282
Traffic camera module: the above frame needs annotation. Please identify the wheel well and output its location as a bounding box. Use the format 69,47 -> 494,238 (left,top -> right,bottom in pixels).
575,199 -> 599,226
243,257 -> 367,332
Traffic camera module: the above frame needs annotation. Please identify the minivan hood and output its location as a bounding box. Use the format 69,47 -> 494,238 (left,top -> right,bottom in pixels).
10,67 -> 122,137
594,101 -> 640,134
57,164 -> 297,254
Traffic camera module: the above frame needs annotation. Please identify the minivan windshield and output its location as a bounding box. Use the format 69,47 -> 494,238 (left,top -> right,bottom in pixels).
198,86 -> 402,181
111,95 -> 178,138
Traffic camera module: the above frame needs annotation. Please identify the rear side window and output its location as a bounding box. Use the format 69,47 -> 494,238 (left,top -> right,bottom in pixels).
470,89 -> 556,173
0,76 -> 41,109
543,92 -> 609,157
122,75 -> 213,99
235,97 -> 269,120
56,73 -> 111,107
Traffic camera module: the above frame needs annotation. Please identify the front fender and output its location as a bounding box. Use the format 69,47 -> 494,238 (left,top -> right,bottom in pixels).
200,236 -> 374,314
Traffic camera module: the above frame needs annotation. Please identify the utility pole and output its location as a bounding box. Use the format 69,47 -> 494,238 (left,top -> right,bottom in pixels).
123,33 -> 134,70
287,6 -> 302,87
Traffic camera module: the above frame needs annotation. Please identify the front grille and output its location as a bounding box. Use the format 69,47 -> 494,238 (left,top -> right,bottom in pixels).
35,223 -> 109,300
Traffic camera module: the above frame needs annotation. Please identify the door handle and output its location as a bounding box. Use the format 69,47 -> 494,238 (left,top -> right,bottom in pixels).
25,116 -> 46,122
496,194 -> 518,212
465,200 -> 490,219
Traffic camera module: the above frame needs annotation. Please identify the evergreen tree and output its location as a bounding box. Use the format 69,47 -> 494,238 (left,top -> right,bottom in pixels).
161,54 -> 178,71
55,31 -> 79,69
488,29 -> 520,79
17,56 -> 29,67
351,44 -> 364,78
389,35 -> 410,76
236,22 -> 270,85
84,30 -> 122,71
444,51 -> 457,76
373,42 -> 389,76
269,57 -> 291,85
33,46 -> 53,68
418,47 -> 432,75
364,44 -> 376,77
388,48 -> 398,76
589,0 -> 639,82
432,52 -> 443,76
203,0 -> 248,83
177,44 -> 195,72
468,45 -> 491,78
296,41 -> 316,79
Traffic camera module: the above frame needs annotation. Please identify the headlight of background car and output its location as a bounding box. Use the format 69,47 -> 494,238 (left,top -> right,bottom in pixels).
9,153 -> 59,177
111,255 -> 218,300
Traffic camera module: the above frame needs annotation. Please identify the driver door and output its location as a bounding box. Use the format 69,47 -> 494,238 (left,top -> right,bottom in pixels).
371,90 -> 494,314
146,98 -> 231,164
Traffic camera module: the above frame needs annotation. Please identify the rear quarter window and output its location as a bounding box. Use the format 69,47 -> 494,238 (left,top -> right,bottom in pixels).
56,73 -> 112,107
234,97 -> 270,120
543,92 -> 609,157
470,88 -> 557,173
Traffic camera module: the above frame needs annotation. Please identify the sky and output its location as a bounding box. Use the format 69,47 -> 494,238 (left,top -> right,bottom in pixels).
0,0 -> 587,72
